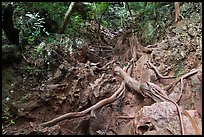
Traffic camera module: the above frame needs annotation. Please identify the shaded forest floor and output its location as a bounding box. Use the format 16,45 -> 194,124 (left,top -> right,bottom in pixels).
2,3 -> 202,135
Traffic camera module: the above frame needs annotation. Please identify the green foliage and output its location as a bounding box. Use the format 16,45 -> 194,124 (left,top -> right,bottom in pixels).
101,20 -> 109,28
141,20 -> 155,44
12,2 -> 175,46
87,2 -> 110,23
14,2 -> 33,13
32,2 -> 67,23
94,2 -> 109,15
174,62 -> 185,77
48,37 -> 55,43
15,2 -> 67,23
18,13 -> 44,45
30,41 -> 59,71
28,28 -> 42,45
2,30 -> 8,44
144,2 -> 157,15
127,2 -> 174,44
32,42 -> 46,59
72,14 -> 84,28
25,66 -> 37,75
65,14 -> 85,36
131,2 -> 147,15
14,2 -> 68,45
2,103 -> 16,126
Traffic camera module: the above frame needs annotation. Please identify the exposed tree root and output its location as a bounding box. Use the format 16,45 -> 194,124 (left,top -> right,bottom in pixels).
37,31 -> 201,134
114,65 -> 185,135
177,68 -> 201,102
97,59 -> 116,71
38,58 -> 134,128
146,60 -> 176,79
164,67 -> 201,96
39,81 -> 125,127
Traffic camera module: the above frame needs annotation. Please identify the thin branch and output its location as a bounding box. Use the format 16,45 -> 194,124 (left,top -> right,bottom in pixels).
125,2 -> 134,23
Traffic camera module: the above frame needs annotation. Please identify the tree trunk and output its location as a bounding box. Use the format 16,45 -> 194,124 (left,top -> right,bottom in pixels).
2,3 -> 20,45
174,2 -> 180,22
58,2 -> 76,34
